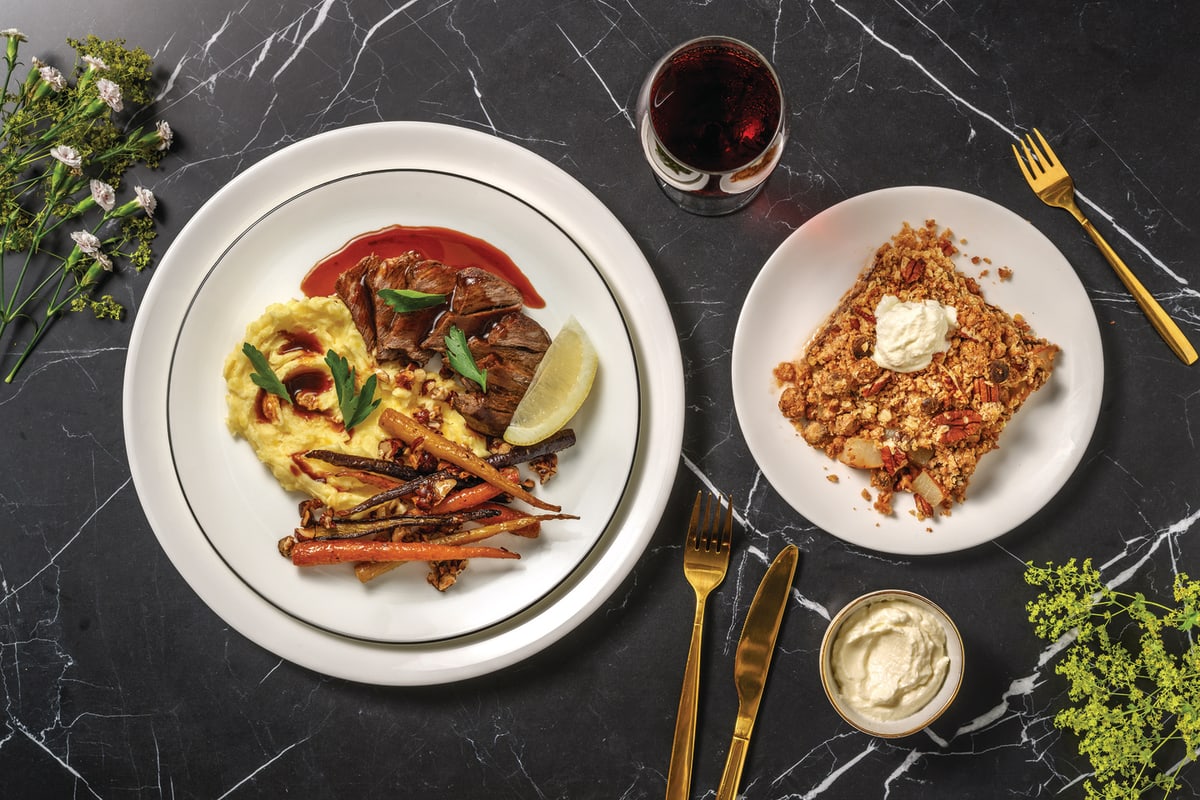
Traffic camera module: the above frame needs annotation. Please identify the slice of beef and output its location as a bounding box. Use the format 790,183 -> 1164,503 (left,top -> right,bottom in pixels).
472,312 -> 551,369
371,255 -> 456,364
450,312 -> 551,436
335,254 -> 381,354
452,267 -> 524,315
451,368 -> 531,436
366,251 -> 424,362
422,267 -> 523,353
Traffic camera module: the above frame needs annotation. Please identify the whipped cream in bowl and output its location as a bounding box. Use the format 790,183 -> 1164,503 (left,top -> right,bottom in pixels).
819,589 -> 964,737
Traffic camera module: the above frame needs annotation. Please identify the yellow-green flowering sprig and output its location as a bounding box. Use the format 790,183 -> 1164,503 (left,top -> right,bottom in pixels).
1026,558 -> 1200,798
0,30 -> 171,383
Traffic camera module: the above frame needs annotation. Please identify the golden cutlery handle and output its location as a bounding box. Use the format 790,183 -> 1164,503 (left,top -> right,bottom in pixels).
665,596 -> 708,800
1081,219 -> 1198,365
714,734 -> 750,800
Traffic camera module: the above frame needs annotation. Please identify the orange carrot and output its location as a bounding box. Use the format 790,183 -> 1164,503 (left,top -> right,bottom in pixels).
429,469 -> 519,514
291,539 -> 519,567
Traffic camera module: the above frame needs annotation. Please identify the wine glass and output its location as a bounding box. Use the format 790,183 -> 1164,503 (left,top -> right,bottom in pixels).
636,36 -> 787,216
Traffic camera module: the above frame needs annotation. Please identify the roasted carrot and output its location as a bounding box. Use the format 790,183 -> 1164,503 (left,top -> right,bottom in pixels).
333,469 -> 404,490
291,539 -> 519,567
426,513 -> 577,546
473,502 -> 534,524
451,503 -> 547,537
429,468 -> 520,514
379,409 -> 559,512
301,508 -> 500,540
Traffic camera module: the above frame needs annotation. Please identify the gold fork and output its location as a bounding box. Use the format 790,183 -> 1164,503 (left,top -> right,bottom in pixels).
1012,128 -> 1197,365
665,490 -> 734,800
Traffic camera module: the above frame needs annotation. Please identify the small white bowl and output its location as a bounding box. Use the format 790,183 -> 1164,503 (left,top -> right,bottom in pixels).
819,589 -> 964,738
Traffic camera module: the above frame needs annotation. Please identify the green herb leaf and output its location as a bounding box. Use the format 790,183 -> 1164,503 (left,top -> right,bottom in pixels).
378,288 -> 447,313
324,349 -> 380,432
243,342 -> 291,404
445,325 -> 487,392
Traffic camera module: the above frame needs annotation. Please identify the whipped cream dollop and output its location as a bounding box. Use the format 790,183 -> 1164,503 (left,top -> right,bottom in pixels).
830,598 -> 950,722
871,295 -> 957,373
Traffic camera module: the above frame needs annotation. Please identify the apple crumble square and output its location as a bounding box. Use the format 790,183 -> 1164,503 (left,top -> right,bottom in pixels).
774,220 -> 1058,520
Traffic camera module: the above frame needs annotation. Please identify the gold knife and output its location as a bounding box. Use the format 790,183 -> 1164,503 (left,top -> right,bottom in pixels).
715,544 -> 799,800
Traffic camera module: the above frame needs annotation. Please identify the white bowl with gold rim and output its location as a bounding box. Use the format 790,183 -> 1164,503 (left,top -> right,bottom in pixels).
819,589 -> 964,738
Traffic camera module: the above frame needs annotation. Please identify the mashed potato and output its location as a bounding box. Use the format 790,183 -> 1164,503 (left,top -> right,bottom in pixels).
224,296 -> 487,508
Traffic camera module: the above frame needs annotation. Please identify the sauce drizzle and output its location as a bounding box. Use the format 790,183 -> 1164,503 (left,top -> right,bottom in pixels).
277,329 -> 324,355
300,224 -> 545,308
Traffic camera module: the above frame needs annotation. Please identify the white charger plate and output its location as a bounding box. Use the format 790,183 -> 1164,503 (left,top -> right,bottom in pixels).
124,122 -> 684,683
732,186 -> 1103,555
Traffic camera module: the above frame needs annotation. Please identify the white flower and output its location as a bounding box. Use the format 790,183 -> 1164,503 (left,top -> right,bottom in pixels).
1,29 -> 27,41
38,64 -> 66,92
70,230 -> 102,255
50,145 -> 82,169
93,252 -> 114,272
134,186 -> 157,216
155,120 -> 173,151
90,179 -> 116,211
81,54 -> 108,71
96,78 -> 123,112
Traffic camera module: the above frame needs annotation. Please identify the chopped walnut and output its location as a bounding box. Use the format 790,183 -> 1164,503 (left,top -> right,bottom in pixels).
427,559 -> 466,591
528,453 -> 559,484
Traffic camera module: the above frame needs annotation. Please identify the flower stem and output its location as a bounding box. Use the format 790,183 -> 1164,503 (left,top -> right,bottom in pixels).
3,264 -> 82,384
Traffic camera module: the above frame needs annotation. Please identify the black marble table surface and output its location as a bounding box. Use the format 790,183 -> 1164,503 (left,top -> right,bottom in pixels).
4,1 -> 1199,797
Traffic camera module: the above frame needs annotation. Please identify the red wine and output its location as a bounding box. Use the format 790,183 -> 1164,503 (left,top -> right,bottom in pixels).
648,43 -> 781,173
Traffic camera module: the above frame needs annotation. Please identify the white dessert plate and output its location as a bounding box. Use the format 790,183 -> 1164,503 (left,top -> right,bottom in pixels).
124,122 -> 684,683
732,186 -> 1103,555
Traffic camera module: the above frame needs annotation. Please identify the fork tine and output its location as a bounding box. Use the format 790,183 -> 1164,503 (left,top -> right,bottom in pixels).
719,494 -> 733,554
1025,134 -> 1047,167
1020,135 -> 1044,174
685,491 -> 702,549
700,492 -> 718,550
1012,143 -> 1037,185
1032,128 -> 1059,167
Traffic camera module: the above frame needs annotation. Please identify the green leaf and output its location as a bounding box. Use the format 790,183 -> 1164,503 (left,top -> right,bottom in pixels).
243,342 -> 290,404
324,349 -> 380,432
378,288 -> 446,313
444,325 -> 487,392
1180,604 -> 1200,632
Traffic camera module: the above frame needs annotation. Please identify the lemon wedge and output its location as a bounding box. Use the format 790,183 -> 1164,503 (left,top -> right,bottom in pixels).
503,316 -> 598,446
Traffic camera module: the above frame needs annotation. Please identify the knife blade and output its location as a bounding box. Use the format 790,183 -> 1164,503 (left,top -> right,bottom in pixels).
714,544 -> 799,800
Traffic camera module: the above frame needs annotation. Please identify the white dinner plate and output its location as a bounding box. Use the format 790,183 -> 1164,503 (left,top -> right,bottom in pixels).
124,122 -> 684,683
732,186 -> 1103,555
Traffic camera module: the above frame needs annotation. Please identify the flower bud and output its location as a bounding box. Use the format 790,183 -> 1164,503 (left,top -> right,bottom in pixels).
2,29 -> 25,63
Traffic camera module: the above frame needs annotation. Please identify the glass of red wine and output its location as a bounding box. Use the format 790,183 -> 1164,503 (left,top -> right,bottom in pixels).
636,36 -> 787,216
